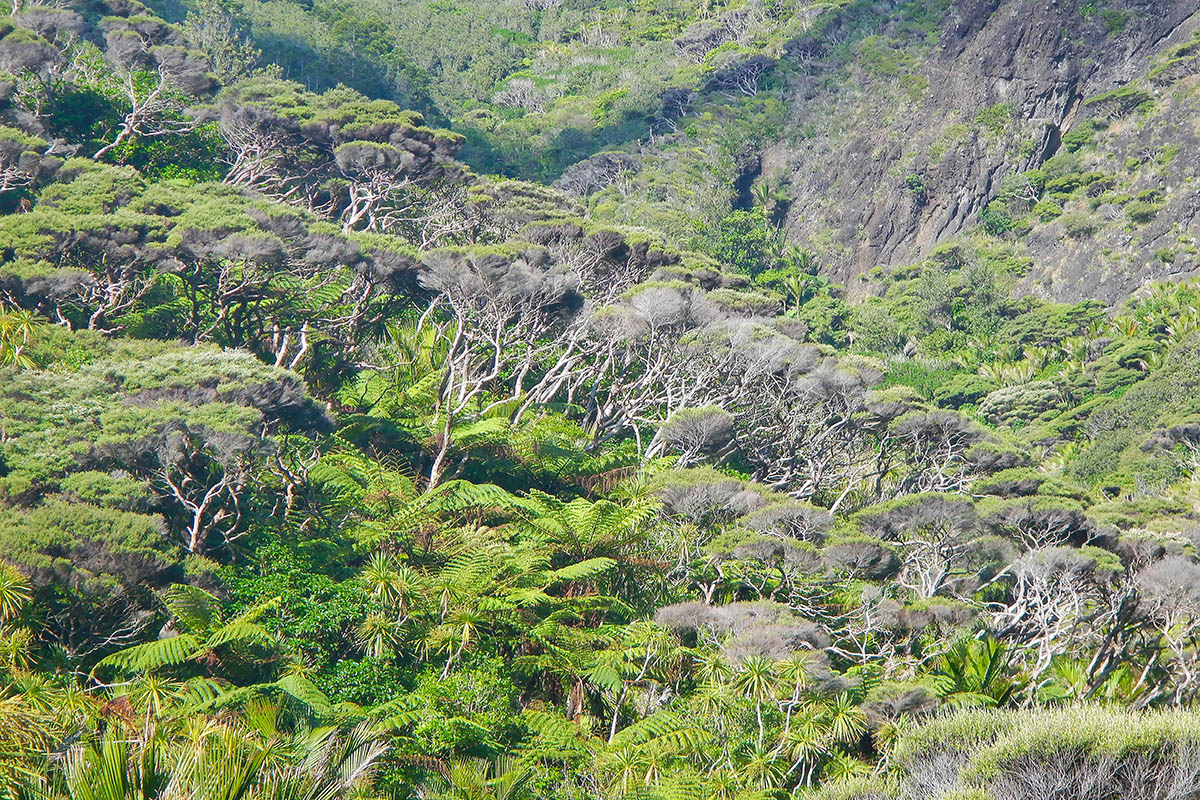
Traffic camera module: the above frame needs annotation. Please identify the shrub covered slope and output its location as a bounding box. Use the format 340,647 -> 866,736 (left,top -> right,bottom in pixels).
2,1 -> 1200,798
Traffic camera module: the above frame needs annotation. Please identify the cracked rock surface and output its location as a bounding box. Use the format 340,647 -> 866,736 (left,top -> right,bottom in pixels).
767,0 -> 1200,301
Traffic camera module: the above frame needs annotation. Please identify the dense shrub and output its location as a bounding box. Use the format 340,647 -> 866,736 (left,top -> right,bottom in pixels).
978,381 -> 1064,425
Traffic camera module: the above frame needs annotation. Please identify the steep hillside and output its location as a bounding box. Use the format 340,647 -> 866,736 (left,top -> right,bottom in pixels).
5,1 -> 1200,799
210,0 -> 1200,302
766,0 -> 1200,300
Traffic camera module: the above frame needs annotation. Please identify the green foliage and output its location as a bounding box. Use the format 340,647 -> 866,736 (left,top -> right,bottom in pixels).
1125,199 -> 1162,224
700,209 -> 780,276
932,373 -> 998,408
1060,120 -> 1099,152
979,201 -> 1015,235
974,103 -> 1014,137
0,304 -> 40,368
978,380 -> 1064,426
1084,85 -> 1155,116
881,361 -> 964,401
97,584 -> 282,682
796,288 -> 852,347
933,637 -> 1025,707
3,2 -> 1200,798
1060,210 -> 1097,238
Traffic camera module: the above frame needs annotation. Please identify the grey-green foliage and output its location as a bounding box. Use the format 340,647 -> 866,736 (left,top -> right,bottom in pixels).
0,345 -> 321,485
977,381 -> 1064,426
870,707 -> 1200,800
0,343 -> 323,576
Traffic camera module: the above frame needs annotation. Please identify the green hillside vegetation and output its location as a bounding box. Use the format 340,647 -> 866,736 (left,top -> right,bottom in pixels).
1,0 -> 1200,798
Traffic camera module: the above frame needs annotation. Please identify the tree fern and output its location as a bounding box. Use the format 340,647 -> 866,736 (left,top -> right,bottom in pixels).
451,416 -> 511,447
548,557 -> 617,583
274,674 -> 335,719
97,634 -> 202,674
161,585 -> 220,635
610,710 -> 707,752
206,620 -> 274,650
584,663 -> 623,692
425,479 -> 530,516
178,677 -> 224,708
519,709 -> 589,757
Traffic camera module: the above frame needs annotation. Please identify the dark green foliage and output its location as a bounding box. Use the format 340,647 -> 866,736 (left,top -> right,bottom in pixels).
851,297 -> 914,354
1069,335 -> 1200,485
932,373 -> 997,407
1125,199 -> 1162,223
995,301 -> 1105,346
881,362 -> 964,401
975,103 -> 1015,137
1061,120 -> 1099,152
1085,85 -> 1155,116
700,209 -> 779,276
116,123 -> 227,181
796,288 -> 852,346
932,637 -> 1024,707
1089,337 -> 1157,392
979,201 -> 1015,235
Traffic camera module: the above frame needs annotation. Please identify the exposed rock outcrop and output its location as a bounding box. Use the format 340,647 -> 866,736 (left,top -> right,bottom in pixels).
771,0 -> 1200,301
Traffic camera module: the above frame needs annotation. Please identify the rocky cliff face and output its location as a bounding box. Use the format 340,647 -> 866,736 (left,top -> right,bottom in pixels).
768,0 -> 1200,302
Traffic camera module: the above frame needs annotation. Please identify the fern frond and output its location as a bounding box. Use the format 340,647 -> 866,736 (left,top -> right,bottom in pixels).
451,416 -> 510,447
608,710 -> 709,754
275,674 -> 334,718
207,621 -> 275,651
519,710 -> 589,756
161,584 -> 220,634
584,663 -> 622,692
178,676 -> 224,706
97,634 -> 201,674
373,708 -> 424,734
547,557 -> 617,583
